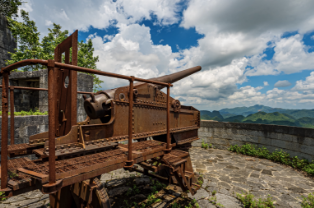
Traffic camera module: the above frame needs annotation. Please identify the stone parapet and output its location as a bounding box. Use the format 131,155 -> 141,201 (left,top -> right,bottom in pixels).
194,120 -> 314,161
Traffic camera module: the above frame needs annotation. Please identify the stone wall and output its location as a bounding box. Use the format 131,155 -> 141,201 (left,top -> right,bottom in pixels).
0,115 -> 48,145
0,69 -> 93,122
0,15 -> 16,69
194,120 -> 314,161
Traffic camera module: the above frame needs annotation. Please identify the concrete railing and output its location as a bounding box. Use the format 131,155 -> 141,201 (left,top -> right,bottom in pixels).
193,120 -> 314,161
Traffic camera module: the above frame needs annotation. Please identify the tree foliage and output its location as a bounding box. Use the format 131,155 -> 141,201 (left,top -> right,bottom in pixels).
6,10 -> 103,91
0,0 -> 22,18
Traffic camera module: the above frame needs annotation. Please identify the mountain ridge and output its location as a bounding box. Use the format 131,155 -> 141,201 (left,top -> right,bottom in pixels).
200,105 -> 314,128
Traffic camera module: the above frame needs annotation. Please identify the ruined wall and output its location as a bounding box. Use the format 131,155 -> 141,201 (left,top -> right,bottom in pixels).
194,120 -> 314,161
0,15 -> 16,69
0,69 -> 94,122
0,115 -> 48,145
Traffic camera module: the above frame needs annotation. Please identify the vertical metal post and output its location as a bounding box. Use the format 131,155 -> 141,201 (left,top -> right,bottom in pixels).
166,84 -> 171,151
71,31 -> 78,126
48,60 -> 56,184
10,86 -> 14,145
1,71 -> 9,188
127,77 -> 134,166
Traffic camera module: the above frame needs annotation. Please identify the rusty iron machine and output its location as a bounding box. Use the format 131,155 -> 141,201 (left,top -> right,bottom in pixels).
0,30 -> 202,207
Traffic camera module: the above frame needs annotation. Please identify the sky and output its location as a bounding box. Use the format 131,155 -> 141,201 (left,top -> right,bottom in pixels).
19,0 -> 314,111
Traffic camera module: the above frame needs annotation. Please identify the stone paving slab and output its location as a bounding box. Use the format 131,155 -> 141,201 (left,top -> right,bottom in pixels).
1,147 -> 313,207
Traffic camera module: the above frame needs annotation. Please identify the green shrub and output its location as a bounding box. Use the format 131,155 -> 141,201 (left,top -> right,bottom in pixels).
229,144 -> 314,176
0,192 -> 6,201
301,192 -> 314,208
201,140 -> 209,149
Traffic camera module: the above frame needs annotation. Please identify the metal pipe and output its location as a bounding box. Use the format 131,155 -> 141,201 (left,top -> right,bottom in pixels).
10,86 -> 14,145
1,72 -> 9,188
0,85 -> 91,94
127,77 -> 134,165
166,84 -> 171,151
1,60 -> 171,87
47,60 -> 56,184
71,30 -> 78,127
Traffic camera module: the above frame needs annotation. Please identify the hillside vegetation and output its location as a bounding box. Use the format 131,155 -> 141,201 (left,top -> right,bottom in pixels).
219,104 -> 314,119
200,109 -> 314,128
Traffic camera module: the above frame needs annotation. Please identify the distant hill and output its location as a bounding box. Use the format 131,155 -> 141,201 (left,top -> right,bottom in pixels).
200,110 -> 314,128
200,110 -> 223,121
219,104 -> 314,119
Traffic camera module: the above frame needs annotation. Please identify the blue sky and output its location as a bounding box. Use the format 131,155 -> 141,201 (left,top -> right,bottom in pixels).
20,0 -> 314,110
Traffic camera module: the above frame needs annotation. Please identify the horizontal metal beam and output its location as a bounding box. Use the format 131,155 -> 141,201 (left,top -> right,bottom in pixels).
0,59 -> 172,86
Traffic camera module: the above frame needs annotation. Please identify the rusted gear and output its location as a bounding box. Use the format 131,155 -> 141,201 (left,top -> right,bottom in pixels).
171,99 -> 181,112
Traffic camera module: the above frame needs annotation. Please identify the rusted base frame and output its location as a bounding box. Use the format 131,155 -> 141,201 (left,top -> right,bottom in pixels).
125,76 -> 134,168
1,71 -> 9,189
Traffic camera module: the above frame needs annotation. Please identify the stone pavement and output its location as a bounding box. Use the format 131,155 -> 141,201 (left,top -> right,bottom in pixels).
189,147 -> 314,208
1,147 -> 313,207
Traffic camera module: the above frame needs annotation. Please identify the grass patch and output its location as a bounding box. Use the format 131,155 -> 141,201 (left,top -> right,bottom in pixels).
0,109 -> 48,116
229,143 -> 314,176
236,192 -> 275,208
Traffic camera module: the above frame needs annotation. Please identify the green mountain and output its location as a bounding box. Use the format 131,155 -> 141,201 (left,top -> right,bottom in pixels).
219,105 -> 314,120
219,104 -> 284,117
200,110 -> 223,121
279,110 -> 314,119
242,112 -> 301,126
200,110 -> 314,128
297,117 -> 314,128
223,115 -> 245,122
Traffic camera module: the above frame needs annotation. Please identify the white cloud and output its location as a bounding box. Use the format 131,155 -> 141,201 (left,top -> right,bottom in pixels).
264,81 -> 269,86
311,35 -> 314,40
292,72 -> 314,92
19,0 -> 314,110
89,23 -> 175,89
274,80 -> 292,88
45,20 -> 53,26
23,0 -> 182,37
246,34 -> 314,76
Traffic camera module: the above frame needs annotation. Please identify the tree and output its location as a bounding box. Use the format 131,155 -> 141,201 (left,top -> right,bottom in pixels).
0,0 -> 22,19
6,11 -> 103,91
6,10 -> 42,71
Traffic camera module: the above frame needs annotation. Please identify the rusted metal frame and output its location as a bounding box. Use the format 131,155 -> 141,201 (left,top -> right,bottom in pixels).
166,84 -> 171,152
17,168 -> 49,183
54,62 -> 172,86
60,162 -> 125,188
0,85 -> 92,94
131,166 -> 168,182
71,30 -> 78,128
48,60 -> 56,184
125,76 -> 135,168
55,156 -> 126,181
1,60 -> 172,87
1,71 -> 9,189
10,86 -> 14,145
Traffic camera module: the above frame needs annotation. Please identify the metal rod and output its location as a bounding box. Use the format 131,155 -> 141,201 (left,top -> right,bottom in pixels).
0,85 -> 91,94
128,77 -> 134,164
48,60 -> 56,184
1,71 -> 9,188
166,84 -> 171,151
71,30 -> 78,127
1,60 -> 172,86
10,86 -> 14,145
